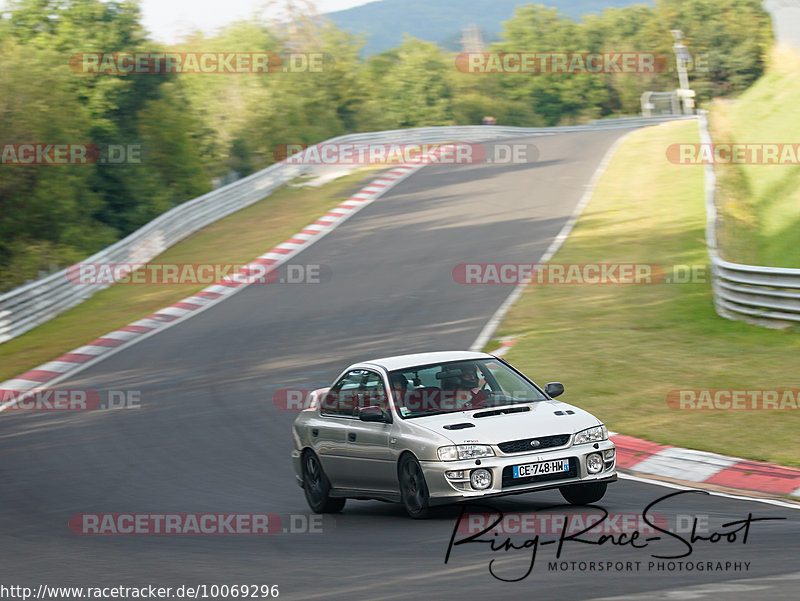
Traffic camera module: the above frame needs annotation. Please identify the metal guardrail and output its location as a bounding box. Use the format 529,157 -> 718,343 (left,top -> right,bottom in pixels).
0,160 -> 304,344
698,110 -> 800,328
0,116 -> 692,344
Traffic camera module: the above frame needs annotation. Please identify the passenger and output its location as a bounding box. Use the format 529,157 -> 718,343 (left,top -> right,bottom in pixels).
390,373 -> 410,406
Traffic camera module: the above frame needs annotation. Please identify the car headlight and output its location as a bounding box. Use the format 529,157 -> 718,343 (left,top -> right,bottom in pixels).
573,425 -> 608,445
437,444 -> 495,461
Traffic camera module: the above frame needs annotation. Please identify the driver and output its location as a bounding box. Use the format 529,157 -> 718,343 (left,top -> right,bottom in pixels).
453,363 -> 487,409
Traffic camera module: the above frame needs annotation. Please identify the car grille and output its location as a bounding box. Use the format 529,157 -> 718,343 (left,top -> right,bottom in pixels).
502,457 -> 577,488
498,434 -> 571,454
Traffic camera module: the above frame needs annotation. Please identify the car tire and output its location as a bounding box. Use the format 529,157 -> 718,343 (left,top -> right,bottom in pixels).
302,451 -> 346,514
559,482 -> 608,505
399,455 -> 431,519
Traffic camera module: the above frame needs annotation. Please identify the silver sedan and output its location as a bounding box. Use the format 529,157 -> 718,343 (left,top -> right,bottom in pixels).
291,351 -> 616,518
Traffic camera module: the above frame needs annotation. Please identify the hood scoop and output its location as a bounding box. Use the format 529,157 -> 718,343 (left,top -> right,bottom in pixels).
554,410 -> 575,416
473,405 -> 531,418
443,423 -> 475,430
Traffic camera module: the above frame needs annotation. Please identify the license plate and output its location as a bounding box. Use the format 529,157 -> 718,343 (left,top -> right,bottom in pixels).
512,459 -> 570,478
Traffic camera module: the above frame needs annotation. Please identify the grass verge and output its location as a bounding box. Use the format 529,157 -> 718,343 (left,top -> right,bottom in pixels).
490,119 -> 800,467
0,168 -> 379,383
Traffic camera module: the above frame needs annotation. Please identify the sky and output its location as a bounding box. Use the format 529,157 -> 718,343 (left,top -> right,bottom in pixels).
139,0 -> 374,44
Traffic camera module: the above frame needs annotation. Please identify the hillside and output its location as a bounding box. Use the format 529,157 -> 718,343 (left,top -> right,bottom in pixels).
325,0 -> 652,55
710,47 -> 800,268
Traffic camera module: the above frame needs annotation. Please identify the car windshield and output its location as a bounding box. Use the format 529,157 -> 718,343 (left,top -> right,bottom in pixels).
388,359 -> 547,419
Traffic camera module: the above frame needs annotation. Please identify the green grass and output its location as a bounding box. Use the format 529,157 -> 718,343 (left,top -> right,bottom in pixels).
491,120 -> 800,467
710,48 -> 800,267
0,168 -> 379,383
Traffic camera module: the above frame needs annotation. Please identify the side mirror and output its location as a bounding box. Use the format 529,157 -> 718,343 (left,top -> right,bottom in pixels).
545,382 -> 564,398
359,405 -> 392,423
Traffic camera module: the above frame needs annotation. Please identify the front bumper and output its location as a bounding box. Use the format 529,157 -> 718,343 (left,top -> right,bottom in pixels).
421,439 -> 616,505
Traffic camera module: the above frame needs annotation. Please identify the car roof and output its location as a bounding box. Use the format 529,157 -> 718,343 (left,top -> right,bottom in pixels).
359,350 -> 494,372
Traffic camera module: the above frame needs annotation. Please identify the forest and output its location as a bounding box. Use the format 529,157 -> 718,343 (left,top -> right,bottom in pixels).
0,0 -> 772,291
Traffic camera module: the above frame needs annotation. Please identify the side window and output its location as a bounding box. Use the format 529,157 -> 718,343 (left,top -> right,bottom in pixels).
361,372 -> 388,411
322,370 -> 365,417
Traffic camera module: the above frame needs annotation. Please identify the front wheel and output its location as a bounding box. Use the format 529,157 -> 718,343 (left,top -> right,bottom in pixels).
399,455 -> 431,519
559,482 -> 607,505
302,451 -> 345,513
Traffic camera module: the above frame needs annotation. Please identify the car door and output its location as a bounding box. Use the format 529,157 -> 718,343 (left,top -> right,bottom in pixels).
341,370 -> 398,492
314,369 -> 363,488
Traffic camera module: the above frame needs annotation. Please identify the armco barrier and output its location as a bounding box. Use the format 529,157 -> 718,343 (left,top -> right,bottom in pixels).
0,116 -> 691,343
698,110 -> 800,328
0,161 -> 303,343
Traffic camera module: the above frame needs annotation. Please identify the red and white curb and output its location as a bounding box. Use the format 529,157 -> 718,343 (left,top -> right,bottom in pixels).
0,156 -> 442,409
611,433 -> 800,499
487,338 -> 800,500
490,335 -> 520,358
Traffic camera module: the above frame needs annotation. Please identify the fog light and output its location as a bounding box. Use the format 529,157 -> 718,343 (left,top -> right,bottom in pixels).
446,470 -> 465,480
603,449 -> 615,460
470,468 -> 492,490
586,453 -> 603,474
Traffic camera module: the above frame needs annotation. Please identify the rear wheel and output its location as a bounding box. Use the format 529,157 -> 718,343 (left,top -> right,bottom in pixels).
559,482 -> 607,505
399,455 -> 431,519
302,451 -> 345,513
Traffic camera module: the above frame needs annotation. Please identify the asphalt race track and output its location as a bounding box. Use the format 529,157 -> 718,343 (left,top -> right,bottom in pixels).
2,128 -> 798,600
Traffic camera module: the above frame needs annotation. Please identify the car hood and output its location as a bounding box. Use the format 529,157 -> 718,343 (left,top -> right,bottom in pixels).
408,400 -> 602,445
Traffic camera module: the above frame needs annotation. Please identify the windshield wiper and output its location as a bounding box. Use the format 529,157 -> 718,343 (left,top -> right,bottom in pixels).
405,410 -> 452,419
